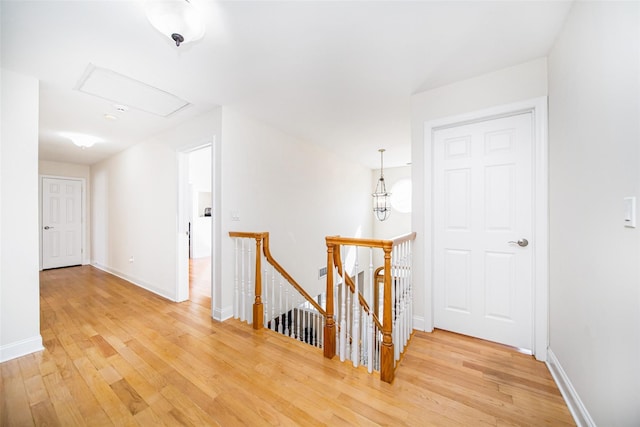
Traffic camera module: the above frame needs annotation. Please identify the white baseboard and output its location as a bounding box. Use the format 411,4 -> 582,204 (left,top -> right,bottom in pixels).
213,306 -> 233,322
412,315 -> 426,331
546,349 -> 595,427
91,263 -> 176,302
0,335 -> 44,363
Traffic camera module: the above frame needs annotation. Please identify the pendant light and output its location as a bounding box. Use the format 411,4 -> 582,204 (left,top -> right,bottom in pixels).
372,149 -> 391,221
146,0 -> 205,47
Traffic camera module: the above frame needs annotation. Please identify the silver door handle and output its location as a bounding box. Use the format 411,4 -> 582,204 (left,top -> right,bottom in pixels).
508,238 -> 528,247
44,226 -> 54,230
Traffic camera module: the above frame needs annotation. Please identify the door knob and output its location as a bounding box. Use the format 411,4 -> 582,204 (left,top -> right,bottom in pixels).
44,226 -> 54,230
508,238 -> 528,247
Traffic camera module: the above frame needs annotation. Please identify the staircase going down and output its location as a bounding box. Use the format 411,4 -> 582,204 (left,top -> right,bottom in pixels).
229,231 -> 416,383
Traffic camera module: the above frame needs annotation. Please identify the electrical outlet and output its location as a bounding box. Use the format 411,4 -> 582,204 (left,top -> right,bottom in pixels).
129,256 -> 134,263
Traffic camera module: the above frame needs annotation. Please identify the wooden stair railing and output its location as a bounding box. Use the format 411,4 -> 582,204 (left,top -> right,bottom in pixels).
229,230 -> 416,384
324,232 -> 416,383
229,231 -> 326,335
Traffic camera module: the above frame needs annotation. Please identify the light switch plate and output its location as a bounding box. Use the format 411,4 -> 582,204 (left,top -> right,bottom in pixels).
624,197 -> 636,228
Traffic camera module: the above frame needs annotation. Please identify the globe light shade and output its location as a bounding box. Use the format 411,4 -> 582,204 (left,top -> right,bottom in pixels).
146,0 -> 205,47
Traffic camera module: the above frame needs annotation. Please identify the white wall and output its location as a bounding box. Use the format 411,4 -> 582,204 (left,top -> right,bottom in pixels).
547,2 -> 640,425
0,69 -> 43,362
39,160 -> 91,265
371,165 -> 412,268
411,58 -> 548,328
90,105 -> 372,320
91,108 -> 222,300
372,165 -> 412,240
220,107 -> 373,317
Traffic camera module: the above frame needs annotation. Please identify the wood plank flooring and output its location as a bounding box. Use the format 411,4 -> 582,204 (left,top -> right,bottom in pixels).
189,257 -> 212,310
1,266 -> 575,426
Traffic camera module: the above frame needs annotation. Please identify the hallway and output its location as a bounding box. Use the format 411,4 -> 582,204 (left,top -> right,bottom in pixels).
1,266 -> 574,426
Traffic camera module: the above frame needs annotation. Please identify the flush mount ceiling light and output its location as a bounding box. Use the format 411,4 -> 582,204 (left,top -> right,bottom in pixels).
60,132 -> 103,149
145,0 -> 205,47
372,148 -> 391,222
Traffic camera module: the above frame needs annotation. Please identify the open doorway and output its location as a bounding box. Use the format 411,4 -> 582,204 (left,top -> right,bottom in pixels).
177,143 -> 213,309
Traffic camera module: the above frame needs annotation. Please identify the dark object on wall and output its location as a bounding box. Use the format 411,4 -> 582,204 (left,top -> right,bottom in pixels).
204,207 -> 211,217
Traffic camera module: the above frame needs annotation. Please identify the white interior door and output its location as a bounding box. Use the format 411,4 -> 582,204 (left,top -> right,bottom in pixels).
42,178 -> 83,269
433,113 -> 533,350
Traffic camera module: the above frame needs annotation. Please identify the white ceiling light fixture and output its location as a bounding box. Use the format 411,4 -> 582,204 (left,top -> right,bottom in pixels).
145,0 -> 205,47
60,132 -> 103,149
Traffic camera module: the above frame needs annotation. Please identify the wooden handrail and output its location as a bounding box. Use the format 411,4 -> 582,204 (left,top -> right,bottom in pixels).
262,234 -> 326,316
325,236 -> 392,250
229,231 -> 268,239
392,232 -> 417,246
229,231 -> 326,332
325,232 -> 416,250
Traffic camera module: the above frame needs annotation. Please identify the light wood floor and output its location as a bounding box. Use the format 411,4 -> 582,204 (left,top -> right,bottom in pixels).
189,257 -> 212,309
1,266 -> 575,426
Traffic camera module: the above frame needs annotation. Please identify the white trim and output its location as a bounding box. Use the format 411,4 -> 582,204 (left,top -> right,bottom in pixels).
176,139 -> 216,308
547,349 -> 595,427
39,175 -> 88,269
0,335 -> 44,363
412,315 -> 426,331
92,262 -> 177,301
213,306 -> 234,322
423,96 -> 549,360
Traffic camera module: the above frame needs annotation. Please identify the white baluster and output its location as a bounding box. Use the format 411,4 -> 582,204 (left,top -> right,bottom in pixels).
368,248 -> 373,309
247,243 -> 253,325
270,266 -> 275,331
298,303 -> 303,340
320,311 -> 324,348
352,249 -> 360,367
264,261 -> 269,330
367,312 -> 373,373
277,275 -> 283,333
292,307 -> 297,339
362,309 -> 367,365
240,239 -> 246,322
404,241 -> 410,348
315,312 -> 320,347
284,285 -> 290,336
234,238 -> 239,319
304,308 -> 309,344
339,245 -> 347,362
408,240 -> 413,346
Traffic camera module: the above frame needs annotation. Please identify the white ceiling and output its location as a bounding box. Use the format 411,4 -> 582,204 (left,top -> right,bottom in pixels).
1,0 -> 573,169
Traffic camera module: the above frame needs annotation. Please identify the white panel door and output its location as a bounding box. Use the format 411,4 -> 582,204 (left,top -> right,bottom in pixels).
433,113 -> 533,350
42,178 -> 83,269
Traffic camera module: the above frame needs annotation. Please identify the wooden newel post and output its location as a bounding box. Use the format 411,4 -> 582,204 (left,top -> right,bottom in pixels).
323,243 -> 336,359
380,244 -> 395,383
253,236 -> 264,330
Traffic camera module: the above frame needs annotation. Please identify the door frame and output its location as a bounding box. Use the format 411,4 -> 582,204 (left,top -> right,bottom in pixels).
176,137 -> 220,319
39,175 -> 87,270
423,97 -> 548,361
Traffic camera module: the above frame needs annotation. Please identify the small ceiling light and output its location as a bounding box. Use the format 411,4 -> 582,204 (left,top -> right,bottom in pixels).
60,132 -> 103,149
145,0 -> 205,47
372,149 -> 391,221
103,113 -> 119,121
